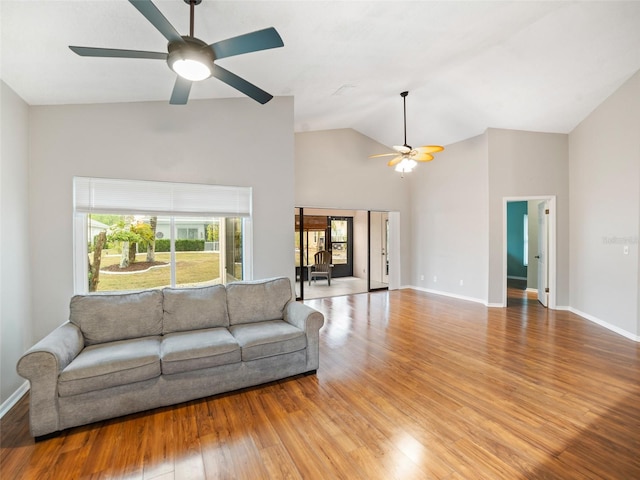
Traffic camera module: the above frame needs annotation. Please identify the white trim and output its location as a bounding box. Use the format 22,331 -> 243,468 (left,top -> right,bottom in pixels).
502,196 -> 557,309
569,307 -> 640,342
525,288 -> 538,294
73,213 -> 88,294
243,217 -> 253,281
0,382 -> 29,419
507,275 -> 527,280
408,286 -> 489,306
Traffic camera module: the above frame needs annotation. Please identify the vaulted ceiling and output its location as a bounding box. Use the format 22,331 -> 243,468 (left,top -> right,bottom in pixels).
2,1 -> 640,148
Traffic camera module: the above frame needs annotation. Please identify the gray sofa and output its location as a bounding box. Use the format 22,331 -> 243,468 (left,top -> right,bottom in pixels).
17,277 -> 324,438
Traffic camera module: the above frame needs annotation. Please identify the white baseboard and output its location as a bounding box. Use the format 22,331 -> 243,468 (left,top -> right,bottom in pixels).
525,288 -> 538,294
569,307 -> 639,342
507,276 -> 527,281
554,305 -> 571,311
409,286 -> 491,306
0,381 -> 29,419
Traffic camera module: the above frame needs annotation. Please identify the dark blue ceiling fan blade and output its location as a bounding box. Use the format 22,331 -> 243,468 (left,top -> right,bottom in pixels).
170,76 -> 192,105
212,65 -> 273,104
209,27 -> 283,60
129,0 -> 185,44
69,46 -> 167,60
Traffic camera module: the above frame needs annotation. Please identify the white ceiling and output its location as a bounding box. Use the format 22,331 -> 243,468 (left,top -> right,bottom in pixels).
2,1 -> 640,148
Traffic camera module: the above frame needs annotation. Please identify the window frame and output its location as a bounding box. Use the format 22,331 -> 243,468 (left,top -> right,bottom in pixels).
73,177 -> 253,294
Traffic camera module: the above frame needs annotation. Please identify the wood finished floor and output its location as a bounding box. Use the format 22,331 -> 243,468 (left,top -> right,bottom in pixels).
2,288 -> 639,479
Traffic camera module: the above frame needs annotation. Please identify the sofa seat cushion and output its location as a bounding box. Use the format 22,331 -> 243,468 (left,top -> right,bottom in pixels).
161,328 -> 241,375
58,336 -> 161,397
229,320 -> 306,361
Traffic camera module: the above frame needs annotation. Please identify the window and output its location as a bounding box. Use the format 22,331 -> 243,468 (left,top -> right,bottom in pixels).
74,177 -> 252,293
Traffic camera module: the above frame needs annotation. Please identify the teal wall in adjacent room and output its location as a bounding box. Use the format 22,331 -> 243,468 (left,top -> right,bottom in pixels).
507,201 -> 528,278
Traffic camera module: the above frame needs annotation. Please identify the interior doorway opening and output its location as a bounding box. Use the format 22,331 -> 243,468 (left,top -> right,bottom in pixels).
294,207 -> 392,300
503,196 -> 556,309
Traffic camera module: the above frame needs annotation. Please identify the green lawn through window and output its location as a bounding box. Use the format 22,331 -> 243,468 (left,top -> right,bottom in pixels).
93,251 -> 220,292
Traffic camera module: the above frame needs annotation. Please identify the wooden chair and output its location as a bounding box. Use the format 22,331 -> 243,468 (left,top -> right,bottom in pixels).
309,250 -> 332,285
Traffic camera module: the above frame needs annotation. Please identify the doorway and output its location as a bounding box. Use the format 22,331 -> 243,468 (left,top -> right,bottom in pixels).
503,196 -> 556,308
294,208 -> 395,300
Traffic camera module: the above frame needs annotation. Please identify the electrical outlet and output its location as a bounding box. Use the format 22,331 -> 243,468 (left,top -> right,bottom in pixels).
623,245 -> 629,255
459,279 -> 464,286
433,276 -> 437,283
420,275 -> 424,281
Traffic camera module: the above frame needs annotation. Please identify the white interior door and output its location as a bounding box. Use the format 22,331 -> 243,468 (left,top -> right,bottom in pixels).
370,212 -> 382,284
537,201 -> 549,307
381,213 -> 389,284
388,212 -> 401,290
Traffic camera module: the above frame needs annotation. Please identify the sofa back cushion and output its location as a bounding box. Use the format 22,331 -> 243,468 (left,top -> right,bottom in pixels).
162,285 -> 229,334
70,290 -> 163,346
226,277 -> 292,325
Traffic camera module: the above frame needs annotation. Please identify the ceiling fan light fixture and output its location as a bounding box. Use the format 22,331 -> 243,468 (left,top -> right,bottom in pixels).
395,157 -> 417,173
167,37 -> 215,82
171,58 -> 211,81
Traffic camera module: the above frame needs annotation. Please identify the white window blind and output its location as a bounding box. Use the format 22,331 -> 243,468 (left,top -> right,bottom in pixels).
73,177 -> 252,217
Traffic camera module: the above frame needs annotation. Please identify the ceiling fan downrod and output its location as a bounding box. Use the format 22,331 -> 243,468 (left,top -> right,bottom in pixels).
401,91 -> 411,150
185,0 -> 202,38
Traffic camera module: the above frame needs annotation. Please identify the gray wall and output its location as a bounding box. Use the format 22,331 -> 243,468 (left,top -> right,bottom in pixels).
294,129 -> 413,286
28,96 -> 294,342
410,133 -> 490,303
1,81 -> 32,405
410,128 -> 569,307
487,128 -> 570,306
569,70 -> 640,337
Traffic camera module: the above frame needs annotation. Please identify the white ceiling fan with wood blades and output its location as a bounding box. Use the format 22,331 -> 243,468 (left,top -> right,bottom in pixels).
370,91 -> 444,174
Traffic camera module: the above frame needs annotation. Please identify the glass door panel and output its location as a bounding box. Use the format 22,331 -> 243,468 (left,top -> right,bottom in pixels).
331,219 -> 348,265
329,217 -> 353,277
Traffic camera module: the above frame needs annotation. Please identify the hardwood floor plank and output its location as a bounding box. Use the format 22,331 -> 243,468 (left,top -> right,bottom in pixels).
258,444 -> 303,480
2,288 -> 639,479
142,407 -> 176,479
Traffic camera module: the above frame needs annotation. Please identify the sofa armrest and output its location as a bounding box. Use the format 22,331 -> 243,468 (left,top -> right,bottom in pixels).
16,322 -> 84,437
284,301 -> 324,371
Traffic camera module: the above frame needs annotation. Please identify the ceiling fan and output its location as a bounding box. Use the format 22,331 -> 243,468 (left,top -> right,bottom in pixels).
370,91 -> 444,173
69,0 -> 284,105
